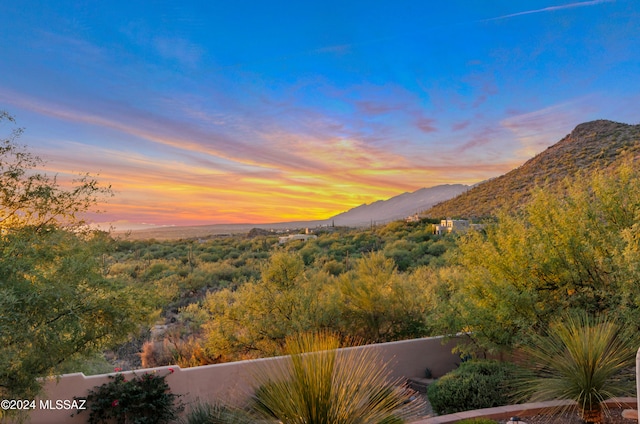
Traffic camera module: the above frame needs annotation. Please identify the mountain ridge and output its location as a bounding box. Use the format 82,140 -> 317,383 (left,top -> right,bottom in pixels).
424,119 -> 640,218
115,184 -> 469,239
329,184 -> 470,226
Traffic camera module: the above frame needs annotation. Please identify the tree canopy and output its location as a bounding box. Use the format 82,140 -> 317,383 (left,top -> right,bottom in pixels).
0,113 -> 153,403
437,159 -> 640,353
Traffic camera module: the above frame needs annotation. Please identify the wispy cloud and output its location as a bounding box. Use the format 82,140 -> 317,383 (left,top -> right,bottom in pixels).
5,76 -> 603,225
3,89 -> 469,223
452,120 -> 471,131
482,0 -> 614,22
153,36 -> 204,68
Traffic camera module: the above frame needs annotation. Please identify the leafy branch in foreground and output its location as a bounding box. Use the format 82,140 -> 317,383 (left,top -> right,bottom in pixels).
0,113 -> 112,229
449,159 -> 640,354
0,112 -> 150,411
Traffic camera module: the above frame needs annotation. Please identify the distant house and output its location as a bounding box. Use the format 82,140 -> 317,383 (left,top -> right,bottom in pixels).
278,234 -> 318,244
405,213 -> 420,223
434,218 -> 471,235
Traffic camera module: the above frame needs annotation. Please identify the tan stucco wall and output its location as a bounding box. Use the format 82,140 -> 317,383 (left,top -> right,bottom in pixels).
22,335 -> 462,424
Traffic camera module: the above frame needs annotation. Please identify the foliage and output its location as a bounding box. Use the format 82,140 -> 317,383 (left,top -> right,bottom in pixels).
180,402 -> 255,424
0,112 -> 112,229
455,419 -> 498,424
55,353 -> 115,376
202,252 -> 340,361
100,207 -> 454,368
0,227 -> 155,399
518,313 -> 637,424
0,113 -> 155,404
446,161 -> 640,353
427,360 -> 521,415
3,232 -> 145,392
198,250 -> 436,362
251,331 -> 423,424
79,369 -> 184,424
338,252 -> 430,342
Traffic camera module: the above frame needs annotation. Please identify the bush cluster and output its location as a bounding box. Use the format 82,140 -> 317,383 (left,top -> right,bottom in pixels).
427,360 -> 520,415
77,369 -> 183,424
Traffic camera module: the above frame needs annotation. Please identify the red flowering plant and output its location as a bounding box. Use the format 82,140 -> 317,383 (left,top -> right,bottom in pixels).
75,368 -> 183,424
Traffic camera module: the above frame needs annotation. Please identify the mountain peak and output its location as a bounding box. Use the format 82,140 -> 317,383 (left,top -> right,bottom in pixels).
571,119 -> 630,135
425,120 -> 640,218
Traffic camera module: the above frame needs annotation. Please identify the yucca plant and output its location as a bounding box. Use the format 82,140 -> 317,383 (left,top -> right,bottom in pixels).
181,401 -> 255,424
519,313 -> 637,424
251,331 -> 423,424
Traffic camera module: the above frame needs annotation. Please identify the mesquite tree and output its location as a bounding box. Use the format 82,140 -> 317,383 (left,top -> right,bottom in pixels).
0,112 -> 151,404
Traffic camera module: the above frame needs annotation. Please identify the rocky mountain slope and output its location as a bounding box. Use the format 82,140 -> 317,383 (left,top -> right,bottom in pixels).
424,120 -> 640,218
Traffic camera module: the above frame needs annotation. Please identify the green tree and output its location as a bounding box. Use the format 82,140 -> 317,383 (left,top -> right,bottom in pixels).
202,252 -> 340,361
0,113 -> 109,229
338,252 -> 430,342
0,113 -> 152,404
447,160 -> 640,353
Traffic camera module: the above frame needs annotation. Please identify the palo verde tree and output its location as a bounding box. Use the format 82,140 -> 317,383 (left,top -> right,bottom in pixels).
447,159 -> 640,354
202,251 -> 340,361
0,113 -> 152,404
338,252 -> 431,342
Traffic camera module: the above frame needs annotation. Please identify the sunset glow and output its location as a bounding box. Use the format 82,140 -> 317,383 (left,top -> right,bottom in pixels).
1,1 -> 638,226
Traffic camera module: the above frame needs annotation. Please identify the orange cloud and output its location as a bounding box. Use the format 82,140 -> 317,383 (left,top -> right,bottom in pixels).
6,90 -> 524,226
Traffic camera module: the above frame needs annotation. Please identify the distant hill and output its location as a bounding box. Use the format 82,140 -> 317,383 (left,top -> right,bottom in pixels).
330,184 -> 470,226
425,120 -> 640,219
117,184 -> 469,240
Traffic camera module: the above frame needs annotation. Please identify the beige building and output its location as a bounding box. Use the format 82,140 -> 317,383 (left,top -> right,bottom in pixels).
434,218 -> 470,235
405,213 -> 421,222
278,233 -> 318,244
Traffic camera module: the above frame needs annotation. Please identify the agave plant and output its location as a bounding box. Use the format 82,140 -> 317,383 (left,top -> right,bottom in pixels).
251,331 -> 423,424
519,313 -> 637,424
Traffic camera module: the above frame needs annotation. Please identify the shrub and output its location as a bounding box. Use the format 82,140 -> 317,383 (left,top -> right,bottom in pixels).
251,331 -> 424,424
140,340 -> 174,368
78,369 -> 184,424
427,360 -> 520,415
519,313 -> 637,424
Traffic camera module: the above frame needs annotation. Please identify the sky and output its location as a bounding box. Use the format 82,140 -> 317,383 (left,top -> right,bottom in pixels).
1,1 -> 639,227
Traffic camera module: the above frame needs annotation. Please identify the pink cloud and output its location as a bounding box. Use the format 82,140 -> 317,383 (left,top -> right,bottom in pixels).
452,120 -> 471,131
415,116 -> 438,133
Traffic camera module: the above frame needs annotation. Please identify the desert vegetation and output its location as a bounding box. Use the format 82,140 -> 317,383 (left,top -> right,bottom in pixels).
108,221 -> 453,367
518,313 -> 637,424
0,113 -> 161,421
3,112 -> 640,421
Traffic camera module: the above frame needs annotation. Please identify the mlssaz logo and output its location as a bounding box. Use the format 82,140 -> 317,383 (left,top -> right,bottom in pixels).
39,399 -> 87,410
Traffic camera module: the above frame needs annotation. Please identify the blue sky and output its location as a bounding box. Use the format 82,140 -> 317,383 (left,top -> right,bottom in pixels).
0,0 -> 638,226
